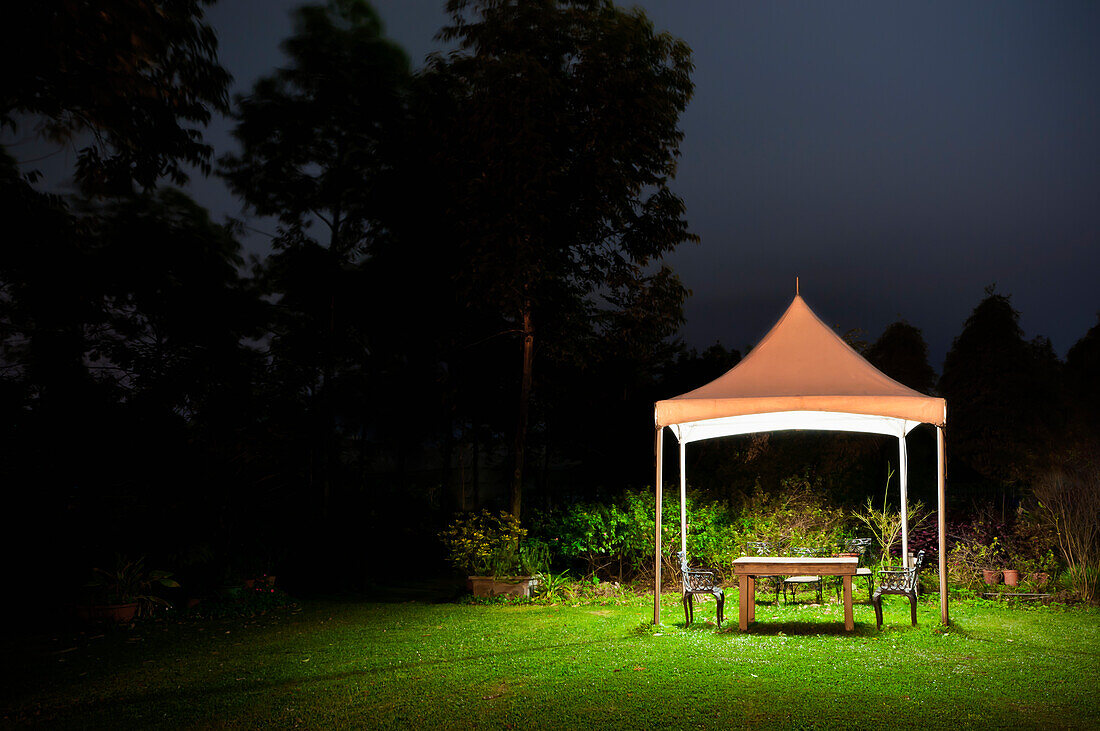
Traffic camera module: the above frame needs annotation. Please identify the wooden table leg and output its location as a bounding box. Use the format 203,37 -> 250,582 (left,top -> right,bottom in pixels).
748,576 -> 756,622
843,575 -> 854,631
738,575 -> 749,631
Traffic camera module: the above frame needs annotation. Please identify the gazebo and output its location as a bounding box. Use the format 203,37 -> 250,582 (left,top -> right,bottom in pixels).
652,290 -> 948,625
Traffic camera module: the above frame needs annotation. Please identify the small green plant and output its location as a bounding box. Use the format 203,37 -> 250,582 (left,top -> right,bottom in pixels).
852,463 -> 930,566
532,571 -> 575,602
1017,548 -> 1059,582
85,555 -> 180,616
948,537 -> 1006,589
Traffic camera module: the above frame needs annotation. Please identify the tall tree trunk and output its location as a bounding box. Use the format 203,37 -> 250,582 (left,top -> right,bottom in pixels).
472,419 -> 480,511
511,306 -> 534,517
441,391 -> 455,512
319,291 -> 336,520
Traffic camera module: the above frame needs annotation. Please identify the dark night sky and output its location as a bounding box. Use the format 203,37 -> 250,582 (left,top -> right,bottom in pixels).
18,1 -> 1100,369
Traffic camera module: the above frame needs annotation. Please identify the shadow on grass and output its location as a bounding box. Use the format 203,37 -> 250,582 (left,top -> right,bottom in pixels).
717,621 -> 881,638
14,634 -> 623,725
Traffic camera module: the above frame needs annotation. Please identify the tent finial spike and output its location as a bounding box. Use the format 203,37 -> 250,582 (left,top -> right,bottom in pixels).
796,276 -> 799,296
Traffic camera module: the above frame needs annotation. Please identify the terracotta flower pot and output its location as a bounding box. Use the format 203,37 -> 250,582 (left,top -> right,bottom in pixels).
468,575 -> 539,598
1030,572 -> 1050,587
77,602 -> 140,623
1002,569 -> 1019,587
982,569 -> 1000,585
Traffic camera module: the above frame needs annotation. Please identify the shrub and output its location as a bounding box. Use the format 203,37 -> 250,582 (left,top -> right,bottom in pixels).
1033,450 -> 1100,602
730,472 -> 847,556
439,510 -> 546,576
531,488 -> 739,582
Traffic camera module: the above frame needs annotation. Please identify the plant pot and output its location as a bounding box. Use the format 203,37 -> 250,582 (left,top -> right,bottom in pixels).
1002,569 -> 1019,587
77,602 -> 140,623
982,569 -> 1000,585
468,575 -> 539,598
1030,572 -> 1050,587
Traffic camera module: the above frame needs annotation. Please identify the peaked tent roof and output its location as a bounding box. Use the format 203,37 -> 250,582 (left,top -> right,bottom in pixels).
655,295 -> 946,440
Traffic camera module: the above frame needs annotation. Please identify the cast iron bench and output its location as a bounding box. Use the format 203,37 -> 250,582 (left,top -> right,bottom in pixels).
678,551 -> 724,627
872,549 -> 925,628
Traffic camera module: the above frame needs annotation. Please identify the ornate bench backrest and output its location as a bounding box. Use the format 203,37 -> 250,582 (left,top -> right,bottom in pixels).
843,538 -> 872,563
878,550 -> 926,593
677,551 -> 718,592
747,540 -> 780,557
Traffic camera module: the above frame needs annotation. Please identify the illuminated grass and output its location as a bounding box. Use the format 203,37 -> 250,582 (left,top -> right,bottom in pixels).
3,594 -> 1098,728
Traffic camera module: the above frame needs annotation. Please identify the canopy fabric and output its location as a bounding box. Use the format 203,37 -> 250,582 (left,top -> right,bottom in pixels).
654,294 -> 946,432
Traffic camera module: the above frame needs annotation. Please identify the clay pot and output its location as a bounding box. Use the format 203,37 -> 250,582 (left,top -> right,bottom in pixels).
1003,569 -> 1019,587
1029,572 -> 1050,587
468,575 -> 539,598
77,602 -> 140,623
982,569 -> 1000,585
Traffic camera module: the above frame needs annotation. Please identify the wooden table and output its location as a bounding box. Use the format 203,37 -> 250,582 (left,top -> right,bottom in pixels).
732,556 -> 859,631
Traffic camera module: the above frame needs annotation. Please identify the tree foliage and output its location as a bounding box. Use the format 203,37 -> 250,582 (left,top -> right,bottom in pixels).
221,0 -> 413,522
221,0 -> 410,258
866,321 -> 936,394
938,287 -> 1061,486
423,0 -> 697,515
3,0 -> 230,194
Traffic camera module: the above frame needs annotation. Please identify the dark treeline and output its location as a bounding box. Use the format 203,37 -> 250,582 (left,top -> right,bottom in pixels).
2,1 -> 1098,606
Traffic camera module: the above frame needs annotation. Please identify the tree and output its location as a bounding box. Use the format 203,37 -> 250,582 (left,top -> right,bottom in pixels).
424,0 -> 697,516
3,0 -> 230,195
95,188 -> 264,419
220,0 -> 410,258
938,287 -> 1061,490
1066,315 -> 1100,418
865,321 -> 936,393
221,0 -> 412,518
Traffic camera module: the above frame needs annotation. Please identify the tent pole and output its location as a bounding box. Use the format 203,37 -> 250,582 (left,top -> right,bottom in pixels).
654,426 -> 663,625
937,426 -> 949,625
679,440 -> 687,558
899,435 -> 909,567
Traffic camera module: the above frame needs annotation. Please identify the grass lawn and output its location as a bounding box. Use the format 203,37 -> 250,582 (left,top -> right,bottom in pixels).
3,591 -> 1099,729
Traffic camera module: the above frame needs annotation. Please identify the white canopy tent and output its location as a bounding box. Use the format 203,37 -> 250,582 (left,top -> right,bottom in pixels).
652,292 -> 949,625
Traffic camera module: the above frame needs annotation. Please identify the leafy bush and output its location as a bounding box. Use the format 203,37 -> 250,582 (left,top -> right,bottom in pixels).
618,489 -> 740,580
531,488 -> 740,582
947,537 -> 1003,590
535,499 -> 633,579
439,510 -> 546,576
532,474 -> 849,583
730,472 -> 847,556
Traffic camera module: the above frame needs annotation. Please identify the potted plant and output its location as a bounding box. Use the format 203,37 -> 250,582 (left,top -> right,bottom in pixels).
440,510 -> 548,597
977,537 -> 1003,586
80,555 -> 181,622
1018,549 -> 1057,588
